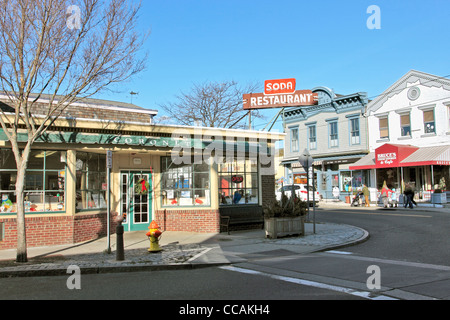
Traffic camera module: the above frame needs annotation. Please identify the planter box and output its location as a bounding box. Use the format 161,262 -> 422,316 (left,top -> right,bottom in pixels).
431,193 -> 447,204
265,216 -> 305,239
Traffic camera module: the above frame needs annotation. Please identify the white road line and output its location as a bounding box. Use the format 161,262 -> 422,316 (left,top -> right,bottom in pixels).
186,247 -> 214,263
326,250 -> 353,255
220,266 -> 397,300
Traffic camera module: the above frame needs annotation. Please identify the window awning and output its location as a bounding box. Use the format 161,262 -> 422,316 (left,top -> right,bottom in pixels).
349,143 -> 450,170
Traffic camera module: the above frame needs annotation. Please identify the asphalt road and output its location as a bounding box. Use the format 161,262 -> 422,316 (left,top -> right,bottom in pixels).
1,206 -> 449,302
315,207 -> 450,266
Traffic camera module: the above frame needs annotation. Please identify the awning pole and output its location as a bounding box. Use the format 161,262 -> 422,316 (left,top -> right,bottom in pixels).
431,165 -> 434,190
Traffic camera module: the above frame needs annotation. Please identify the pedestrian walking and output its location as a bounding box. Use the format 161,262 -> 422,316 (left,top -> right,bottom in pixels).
403,184 -> 414,209
362,184 -> 370,207
381,181 -> 392,208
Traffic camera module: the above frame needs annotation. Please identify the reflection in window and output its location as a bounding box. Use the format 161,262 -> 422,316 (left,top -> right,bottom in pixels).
0,149 -> 66,213
218,159 -> 259,206
423,110 -> 435,134
76,152 -> 107,210
161,157 -> 210,207
400,114 -> 411,137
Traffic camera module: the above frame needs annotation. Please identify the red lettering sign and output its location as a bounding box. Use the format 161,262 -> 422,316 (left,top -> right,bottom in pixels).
231,175 -> 244,184
264,78 -> 296,95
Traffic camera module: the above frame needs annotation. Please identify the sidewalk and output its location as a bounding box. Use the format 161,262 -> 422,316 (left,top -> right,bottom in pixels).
0,220 -> 369,278
318,199 -> 450,211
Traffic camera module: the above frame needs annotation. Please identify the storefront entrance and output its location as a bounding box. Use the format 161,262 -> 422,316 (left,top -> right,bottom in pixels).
120,171 -> 152,231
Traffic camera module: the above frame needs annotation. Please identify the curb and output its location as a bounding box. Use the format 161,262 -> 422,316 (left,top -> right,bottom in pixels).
0,261 -> 231,279
312,226 -> 370,253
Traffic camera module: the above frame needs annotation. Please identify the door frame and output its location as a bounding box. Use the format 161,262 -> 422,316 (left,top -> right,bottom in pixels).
120,170 -> 153,232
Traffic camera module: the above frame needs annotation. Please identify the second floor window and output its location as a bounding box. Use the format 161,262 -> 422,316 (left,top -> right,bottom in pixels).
379,117 -> 389,139
329,122 -> 338,147
350,118 -> 360,144
400,114 -> 411,137
423,109 -> 435,134
308,125 -> 317,150
291,127 -> 299,152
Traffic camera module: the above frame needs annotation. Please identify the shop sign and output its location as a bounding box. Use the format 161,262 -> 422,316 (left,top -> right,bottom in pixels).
377,152 -> 397,166
264,78 -> 296,95
243,90 -> 319,110
231,175 -> 244,184
243,78 -> 318,110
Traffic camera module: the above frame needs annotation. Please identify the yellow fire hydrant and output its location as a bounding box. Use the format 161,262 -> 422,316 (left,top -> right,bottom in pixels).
146,220 -> 163,253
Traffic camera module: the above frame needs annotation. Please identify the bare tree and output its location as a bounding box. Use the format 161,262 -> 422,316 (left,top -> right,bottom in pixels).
0,0 -> 147,262
159,81 -> 263,129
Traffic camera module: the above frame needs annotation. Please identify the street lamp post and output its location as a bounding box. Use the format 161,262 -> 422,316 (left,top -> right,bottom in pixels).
299,149 -> 316,234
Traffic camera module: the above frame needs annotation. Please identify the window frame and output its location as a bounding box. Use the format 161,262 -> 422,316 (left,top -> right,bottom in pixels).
307,124 -> 317,150
423,109 -> 436,134
76,152 -> 107,211
400,113 -> 411,137
328,120 -> 339,148
0,149 -> 67,215
290,126 -> 299,153
218,158 -> 259,206
160,157 -> 211,208
348,117 -> 361,145
379,116 -> 389,140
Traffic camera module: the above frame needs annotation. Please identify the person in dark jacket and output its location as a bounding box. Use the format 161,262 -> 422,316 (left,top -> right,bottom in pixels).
403,185 -> 416,209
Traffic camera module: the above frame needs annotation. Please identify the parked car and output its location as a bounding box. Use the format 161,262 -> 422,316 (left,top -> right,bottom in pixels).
275,184 -> 319,206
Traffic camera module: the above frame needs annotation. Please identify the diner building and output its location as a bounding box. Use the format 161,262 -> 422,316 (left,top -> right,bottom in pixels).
349,70 -> 450,203
0,94 -> 284,249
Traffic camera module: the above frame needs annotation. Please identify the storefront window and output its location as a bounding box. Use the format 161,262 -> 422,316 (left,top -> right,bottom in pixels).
433,165 -> 449,191
0,149 -> 66,213
341,171 -> 353,192
376,168 -> 399,191
218,159 -> 259,205
76,152 -> 107,210
161,157 -> 210,207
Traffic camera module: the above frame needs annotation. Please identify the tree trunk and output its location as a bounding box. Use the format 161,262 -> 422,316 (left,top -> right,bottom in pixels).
15,152 -> 30,263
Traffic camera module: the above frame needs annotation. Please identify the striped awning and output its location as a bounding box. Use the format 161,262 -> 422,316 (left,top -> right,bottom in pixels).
350,144 -> 450,170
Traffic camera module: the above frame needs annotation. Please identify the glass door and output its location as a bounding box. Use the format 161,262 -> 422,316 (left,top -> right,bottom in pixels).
120,171 -> 152,231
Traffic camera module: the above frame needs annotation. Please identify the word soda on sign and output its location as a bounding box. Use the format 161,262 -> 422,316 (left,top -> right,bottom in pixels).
264,78 -> 296,95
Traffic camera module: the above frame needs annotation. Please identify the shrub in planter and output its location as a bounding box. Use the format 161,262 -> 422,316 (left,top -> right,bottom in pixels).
263,194 -> 307,239
263,193 -> 307,219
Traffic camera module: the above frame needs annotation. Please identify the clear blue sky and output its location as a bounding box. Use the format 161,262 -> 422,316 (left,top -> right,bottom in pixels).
98,0 -> 450,131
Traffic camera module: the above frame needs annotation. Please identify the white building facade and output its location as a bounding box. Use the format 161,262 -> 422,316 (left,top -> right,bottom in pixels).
350,70 -> 450,203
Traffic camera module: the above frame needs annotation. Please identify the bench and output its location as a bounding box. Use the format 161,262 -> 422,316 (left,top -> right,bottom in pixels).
219,205 -> 264,235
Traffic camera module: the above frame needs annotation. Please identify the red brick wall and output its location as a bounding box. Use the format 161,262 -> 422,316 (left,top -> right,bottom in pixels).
155,209 -> 220,233
0,209 -> 218,250
0,212 -> 119,250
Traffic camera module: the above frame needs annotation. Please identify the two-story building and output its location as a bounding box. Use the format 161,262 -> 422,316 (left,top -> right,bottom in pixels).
281,87 -> 369,201
350,70 -> 450,202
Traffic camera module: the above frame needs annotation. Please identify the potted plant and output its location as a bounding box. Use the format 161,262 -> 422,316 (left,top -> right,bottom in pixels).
432,188 -> 447,204
263,193 -> 307,239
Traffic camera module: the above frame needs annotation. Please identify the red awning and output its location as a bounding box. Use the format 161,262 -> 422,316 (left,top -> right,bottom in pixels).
350,144 -> 450,170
